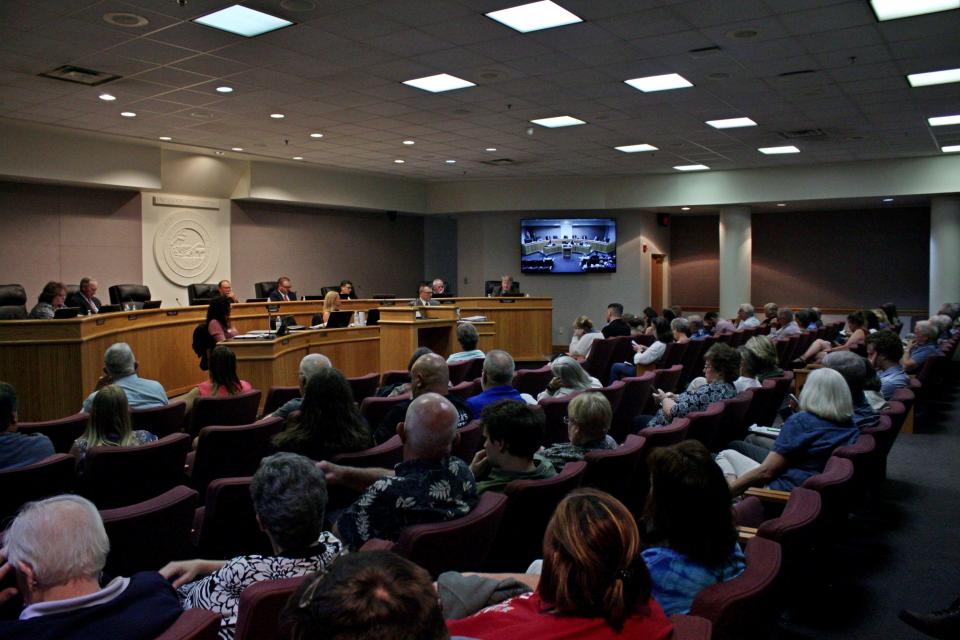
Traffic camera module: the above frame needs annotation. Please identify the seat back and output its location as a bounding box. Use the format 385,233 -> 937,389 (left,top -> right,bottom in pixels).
234,576 -> 307,640
463,357 -> 485,382
451,420 -> 483,462
678,339 -> 705,389
16,412 -> 89,453
80,433 -> 191,508
360,394 -> 410,429
0,283 -> 28,319
584,380 -> 625,414
347,373 -> 380,403
767,372 -> 794,416
684,401 -> 725,448
756,487 -> 821,566
538,393 -> 579,446
661,341 -> 688,368
715,389 -> 755,449
801,456 -> 855,525
489,461 -> 587,571
447,359 -> 473,385
690,537 -> 782,640
607,335 -> 636,369
669,614 -> 714,640
0,454 -> 75,526
380,369 -> 410,387
832,433 -> 877,499
130,401 -> 186,438
742,380 -> 778,429
581,337 -> 618,381
186,283 -> 219,306
583,434 -> 646,504
190,390 -> 262,436
733,495 -> 766,529
450,377 -> 483,398
512,365 -> 553,397
196,477 -> 272,559
155,609 -> 221,640
191,417 -> 285,498
654,364 -> 684,393
108,283 -> 151,305
638,416 -> 691,451
394,491 -> 508,577
332,434 -> 403,468
262,386 -> 299,417
609,372 -> 655,443
254,281 -> 276,299
100,485 -> 199,577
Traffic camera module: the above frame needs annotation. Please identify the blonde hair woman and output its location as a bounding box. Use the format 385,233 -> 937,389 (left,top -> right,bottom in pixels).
567,315 -> 602,361
538,356 -> 601,401
70,385 -> 156,460
321,290 -> 341,325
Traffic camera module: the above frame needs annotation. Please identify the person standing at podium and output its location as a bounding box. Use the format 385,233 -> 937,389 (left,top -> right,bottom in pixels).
269,276 -> 296,302
409,283 -> 439,306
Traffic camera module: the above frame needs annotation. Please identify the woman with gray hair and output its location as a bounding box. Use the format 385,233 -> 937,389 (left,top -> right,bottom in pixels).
447,322 -> 485,363
160,453 -> 344,639
716,367 -> 859,497
0,494 -> 182,639
537,355 -> 602,401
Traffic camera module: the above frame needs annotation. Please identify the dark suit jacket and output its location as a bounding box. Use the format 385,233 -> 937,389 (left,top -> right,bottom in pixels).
491,286 -> 519,296
65,292 -> 103,314
602,318 -> 631,338
268,290 -> 297,302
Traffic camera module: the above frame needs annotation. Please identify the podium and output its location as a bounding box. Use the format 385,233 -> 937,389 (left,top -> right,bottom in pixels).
377,306 -> 460,372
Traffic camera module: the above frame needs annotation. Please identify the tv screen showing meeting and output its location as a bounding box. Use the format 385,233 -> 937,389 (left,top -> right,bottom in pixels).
520,218 -> 617,274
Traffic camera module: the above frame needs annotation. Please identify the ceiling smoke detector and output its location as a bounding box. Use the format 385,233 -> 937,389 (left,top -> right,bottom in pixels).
38,65 -> 120,86
103,12 -> 149,27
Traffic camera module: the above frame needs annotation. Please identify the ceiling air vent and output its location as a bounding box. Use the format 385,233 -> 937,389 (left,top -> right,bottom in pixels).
39,65 -> 120,86
481,158 -> 517,166
778,69 -> 818,78
778,128 -> 827,139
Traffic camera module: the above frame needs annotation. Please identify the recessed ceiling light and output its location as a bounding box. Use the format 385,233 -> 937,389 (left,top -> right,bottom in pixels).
120,111 -> 136,117
681,207 -> 691,211
942,145 -> 960,152
445,159 -> 456,164
485,147 -> 497,152
485,0 -> 583,33
98,93 -> 116,101
158,136 -> 171,141
706,117 -> 757,129
776,203 -> 786,207
402,140 -> 415,145
928,114 -> 960,126
614,143 -> 658,153
231,147 -> 243,151
309,132 -> 323,138
292,156 -> 303,160
394,159 -> 405,164
530,115 -> 586,128
193,4 -> 293,38
214,151 -> 224,155
402,73 -> 475,93
674,164 -> 710,171
870,0 -> 959,21
215,86 -> 234,93
758,145 -> 800,154
883,197 -> 895,202
625,73 -> 693,93
270,113 -> 285,119
907,67 -> 960,87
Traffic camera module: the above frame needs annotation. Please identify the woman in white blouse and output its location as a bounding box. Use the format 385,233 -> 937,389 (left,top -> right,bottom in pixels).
538,356 -> 603,401
608,317 -> 674,385
567,315 -> 603,361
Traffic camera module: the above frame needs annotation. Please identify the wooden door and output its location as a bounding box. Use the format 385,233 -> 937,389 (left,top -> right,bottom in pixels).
651,254 -> 665,312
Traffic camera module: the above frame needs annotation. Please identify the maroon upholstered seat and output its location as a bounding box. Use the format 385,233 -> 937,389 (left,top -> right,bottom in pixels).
451,419 -> 483,462
512,365 -> 553,397
447,359 -> 472,385
585,380 -> 625,414
154,609 -> 221,640
684,401 -> 725,448
609,372 -> 655,443
670,614 -> 713,640
463,357 -> 485,382
638,416 -> 691,451
645,365 -> 684,414
79,433 -> 191,509
715,389 -> 755,449
757,487 -> 821,552
450,377 -> 483,398
690,537 -> 782,640
733,495 -> 766,529
742,380 -> 779,429
332,434 -> 403,468
234,576 -> 307,640
538,393 -> 579,446
581,337 -> 618,381
189,390 -> 262,436
347,372 -> 380,403
661,341 -> 688,369
832,433 -> 877,502
583,434 -> 645,505
678,339 -> 705,389
100,485 -> 199,577
16,412 -> 88,454
189,417 -> 285,499
801,456 -> 855,525
130,401 -> 187,438
361,491 -> 508,578
194,476 -> 272,559
261,386 -> 299,417
487,460 -> 587,572
0,453 -> 75,525
359,394 -> 410,430
380,369 -> 410,387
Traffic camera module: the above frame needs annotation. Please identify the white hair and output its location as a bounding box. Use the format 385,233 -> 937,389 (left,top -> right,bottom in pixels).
5,495 -> 109,587
914,320 -> 939,341
798,368 -> 853,424
299,353 -> 332,382
929,315 -> 952,335
550,356 -> 593,390
738,303 -> 755,316
103,342 -> 136,377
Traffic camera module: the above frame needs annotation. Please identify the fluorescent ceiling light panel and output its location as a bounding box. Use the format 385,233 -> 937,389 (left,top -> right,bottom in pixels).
870,0 -> 959,21
402,73 -> 475,93
625,73 -> 693,92
907,67 -> 960,87
485,1 -> 583,33
530,115 -> 585,128
674,164 -> 709,171
943,145 -> 960,152
193,4 -> 293,38
615,143 -> 658,153
706,117 -> 757,129
929,114 -> 960,126
758,145 -> 800,154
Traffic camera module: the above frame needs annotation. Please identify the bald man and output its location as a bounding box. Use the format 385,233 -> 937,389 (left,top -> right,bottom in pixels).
372,353 -> 472,444
320,393 -> 478,551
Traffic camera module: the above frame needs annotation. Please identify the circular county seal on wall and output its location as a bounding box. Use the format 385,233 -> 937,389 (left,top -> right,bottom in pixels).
153,212 -> 219,286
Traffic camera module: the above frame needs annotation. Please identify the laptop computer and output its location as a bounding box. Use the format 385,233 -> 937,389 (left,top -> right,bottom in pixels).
54,307 -> 81,319
324,310 -> 353,328
365,308 -> 380,326
99,304 -> 122,313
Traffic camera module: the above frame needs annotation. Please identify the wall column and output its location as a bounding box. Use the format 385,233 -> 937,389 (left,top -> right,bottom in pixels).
718,206 -> 752,318
930,196 -> 960,316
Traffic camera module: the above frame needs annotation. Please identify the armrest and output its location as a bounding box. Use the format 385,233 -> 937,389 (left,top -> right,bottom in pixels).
359,538 -> 396,552
744,487 -> 790,504
737,526 -> 757,545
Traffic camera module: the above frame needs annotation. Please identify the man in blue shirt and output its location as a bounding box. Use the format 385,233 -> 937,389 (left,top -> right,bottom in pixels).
81,343 -> 168,413
0,382 -> 54,471
688,314 -> 710,340
465,350 -> 536,416
903,321 -> 938,374
867,330 -> 909,400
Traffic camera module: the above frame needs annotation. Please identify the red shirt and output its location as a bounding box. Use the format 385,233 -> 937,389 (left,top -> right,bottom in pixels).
198,379 -> 253,397
446,591 -> 673,640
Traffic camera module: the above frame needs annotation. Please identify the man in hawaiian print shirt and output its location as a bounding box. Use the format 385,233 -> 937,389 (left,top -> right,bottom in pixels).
319,393 -> 478,551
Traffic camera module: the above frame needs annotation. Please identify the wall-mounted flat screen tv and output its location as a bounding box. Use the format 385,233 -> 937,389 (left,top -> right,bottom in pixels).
520,218 -> 617,274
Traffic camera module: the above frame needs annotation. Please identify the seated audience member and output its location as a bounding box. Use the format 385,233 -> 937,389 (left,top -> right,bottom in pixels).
183,346 -> 254,414
688,314 -> 709,340
268,276 -> 296,302
537,356 -> 601,401
872,307 -> 890,330
466,350 -> 536,416
491,275 -> 516,296
670,305 -> 683,318
206,296 -> 237,344
622,313 -> 644,337
338,279 -> 357,300
446,489 -> 673,639
70,385 -> 156,461
162,453 -> 344,640
760,302 -> 779,328
374,353 -> 472,444
661,308 -> 676,323
736,303 -> 760,329
712,312 -> 736,335
271,368 -> 373,460
216,279 -> 239,303
824,351 -> 880,430
567,315 -> 603,361
769,308 -> 801,340
867,330 -> 909,400
795,311 -> 868,366
0,495 -> 182,639
541,393 -> 617,471
643,441 -> 745,615
321,393 -> 478,551
409,283 -> 439,307
796,308 -> 815,331
671,317 -> 690,343
732,346 -> 764,393
634,343 -> 739,430
0,382 -> 54,471
902,320 -> 939,374
66,277 -> 102,314
379,347 -> 433,398
320,290 -> 341,325
470,400 -> 555,493
81,343 -> 168,413
447,322 -> 485,363
930,314 -> 954,343
269,353 -> 331,419
601,303 -> 631,338
608,317 -> 673,384
28,281 -> 66,319
745,335 -> 784,381
431,278 -> 451,298
639,307 -> 659,336
716,368 -> 858,496
285,551 -> 447,640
